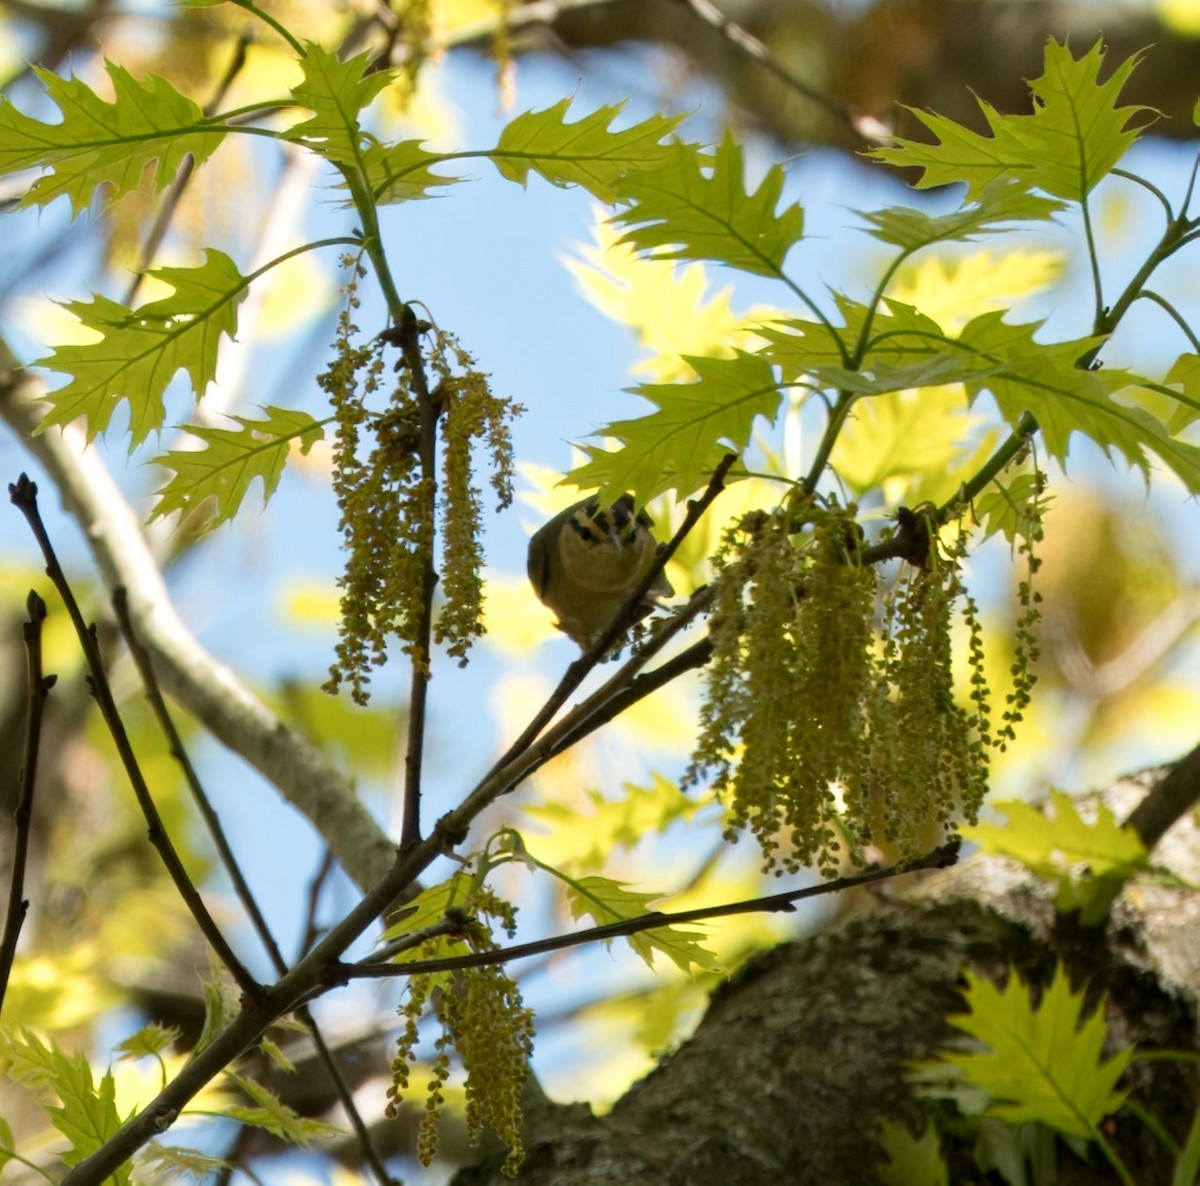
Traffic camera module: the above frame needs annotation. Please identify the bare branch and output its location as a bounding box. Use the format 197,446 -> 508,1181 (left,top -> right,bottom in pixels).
0,360 -> 396,891
1125,742 -> 1200,854
351,840 -> 961,975
0,590 -> 54,1019
10,475 -> 262,1000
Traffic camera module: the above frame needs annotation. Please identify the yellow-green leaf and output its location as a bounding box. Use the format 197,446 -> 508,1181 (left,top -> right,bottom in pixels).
871,40 -> 1151,202
490,99 -> 680,202
614,132 -> 803,276
284,42 -> 392,165
0,61 -> 225,215
150,405 -> 325,529
361,138 -> 460,203
964,790 -> 1147,922
36,249 -> 248,444
563,874 -> 717,972
567,349 -> 779,505
934,966 -> 1131,1139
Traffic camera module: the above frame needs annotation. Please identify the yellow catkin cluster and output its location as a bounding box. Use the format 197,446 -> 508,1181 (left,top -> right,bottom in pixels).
321,296 -> 423,702
431,330 -> 519,664
999,501 -> 1044,748
386,889 -> 534,1177
868,560 -> 988,857
322,304 -> 518,700
690,499 -> 1005,874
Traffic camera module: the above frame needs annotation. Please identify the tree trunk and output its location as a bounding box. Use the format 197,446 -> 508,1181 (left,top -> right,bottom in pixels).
456,769 -> 1200,1184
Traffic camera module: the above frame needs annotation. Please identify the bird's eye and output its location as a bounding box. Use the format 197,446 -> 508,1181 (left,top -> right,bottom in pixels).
570,510 -> 606,543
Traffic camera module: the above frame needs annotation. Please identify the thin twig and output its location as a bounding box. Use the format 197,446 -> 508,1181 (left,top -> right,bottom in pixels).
487,454 -> 737,777
296,1017 -> 402,1186
0,363 -> 395,891
111,586 -> 282,972
513,585 -> 719,782
9,475 -> 263,1001
677,0 -> 892,145
0,591 -> 55,1019
393,307 -> 443,849
298,846 -> 336,957
112,587 -> 397,1184
354,840 -> 961,973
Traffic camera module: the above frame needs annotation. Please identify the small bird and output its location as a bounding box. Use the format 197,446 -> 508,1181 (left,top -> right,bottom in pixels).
527,494 -> 674,649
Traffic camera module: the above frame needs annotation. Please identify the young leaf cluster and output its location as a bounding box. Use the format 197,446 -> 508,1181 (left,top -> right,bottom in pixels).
911,966 -> 1138,1183
964,791 -> 1149,924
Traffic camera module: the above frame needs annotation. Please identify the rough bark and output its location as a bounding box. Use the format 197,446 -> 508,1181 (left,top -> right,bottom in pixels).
455,769 -> 1200,1184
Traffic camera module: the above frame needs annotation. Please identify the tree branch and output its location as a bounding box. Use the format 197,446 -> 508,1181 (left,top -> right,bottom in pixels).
355,839 -> 961,973
0,591 -> 54,1019
10,475 -> 263,1001
111,586 -> 398,1182
1124,741 -> 1200,854
0,358 -> 395,891
394,307 -> 443,849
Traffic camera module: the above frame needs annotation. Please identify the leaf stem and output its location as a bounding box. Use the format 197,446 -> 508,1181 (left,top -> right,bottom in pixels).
228,0 -> 305,56
801,389 -> 855,494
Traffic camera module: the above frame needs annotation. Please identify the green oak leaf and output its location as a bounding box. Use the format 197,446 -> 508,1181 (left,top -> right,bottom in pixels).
0,61 -> 224,215
871,39 -> 1151,201
563,873 -> 717,973
613,131 -> 803,275
935,965 -> 1131,1139
360,138 -> 460,203
283,42 -> 392,165
488,99 -> 681,203
36,249 -> 248,444
567,349 -> 780,505
859,180 -> 1065,251
957,313 -> 1200,491
150,406 -> 325,529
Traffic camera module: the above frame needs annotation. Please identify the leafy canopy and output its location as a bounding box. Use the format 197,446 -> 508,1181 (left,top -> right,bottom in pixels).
6,34 -> 1196,520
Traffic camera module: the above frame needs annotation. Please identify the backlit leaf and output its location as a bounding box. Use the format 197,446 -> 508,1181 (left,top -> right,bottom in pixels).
859,180 -> 1064,251
361,138 -> 460,203
223,1073 -> 342,1146
36,249 -> 248,444
957,313 -> 1200,490
490,99 -> 680,202
0,61 -> 224,215
964,790 -> 1146,922
150,405 -> 325,529
871,40 -> 1150,201
567,349 -> 779,505
614,132 -> 803,275
0,1028 -> 132,1180
563,873 -> 717,972
934,966 -> 1131,1138
284,43 -> 392,164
